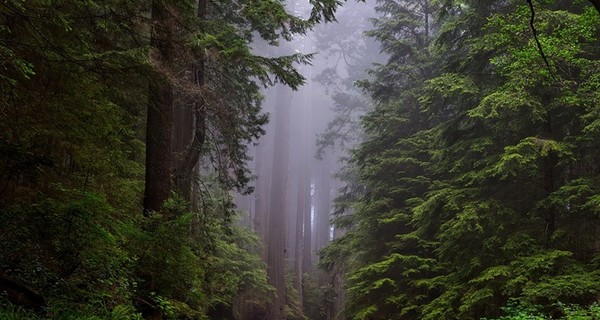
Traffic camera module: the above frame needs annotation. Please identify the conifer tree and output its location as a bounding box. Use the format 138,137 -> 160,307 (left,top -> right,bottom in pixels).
0,0 -> 346,317
327,0 -> 600,319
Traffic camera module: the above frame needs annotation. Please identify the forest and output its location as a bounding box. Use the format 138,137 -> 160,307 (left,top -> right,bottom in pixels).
1,0 -> 599,319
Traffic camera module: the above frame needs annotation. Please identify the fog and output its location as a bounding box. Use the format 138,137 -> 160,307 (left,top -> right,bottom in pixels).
4,1 -> 598,319
233,0 -> 385,317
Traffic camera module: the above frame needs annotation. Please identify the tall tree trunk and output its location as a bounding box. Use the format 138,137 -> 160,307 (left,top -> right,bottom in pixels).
302,174 -> 313,273
173,0 -> 207,203
172,88 -> 194,200
294,67 -> 312,303
424,0 -> 429,38
294,146 -> 309,305
254,101 -> 275,257
316,153 -> 332,252
144,0 -> 174,213
266,84 -> 291,320
254,147 -> 270,240
294,183 -> 304,302
188,51 -> 206,244
301,57 -> 314,276
315,153 -> 332,284
287,182 -> 299,262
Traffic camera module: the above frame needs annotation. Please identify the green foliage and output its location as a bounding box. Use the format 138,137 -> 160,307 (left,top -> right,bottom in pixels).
0,191 -> 139,309
129,190 -> 274,318
0,0 -> 146,298
1,0 -> 336,318
301,272 -> 336,320
325,0 -> 600,319
283,270 -> 308,320
0,298 -> 143,319
204,216 -> 274,311
183,0 -> 345,192
483,300 -> 600,320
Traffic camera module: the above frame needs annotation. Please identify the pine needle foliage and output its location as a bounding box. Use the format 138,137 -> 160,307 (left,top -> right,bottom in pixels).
323,0 -> 600,319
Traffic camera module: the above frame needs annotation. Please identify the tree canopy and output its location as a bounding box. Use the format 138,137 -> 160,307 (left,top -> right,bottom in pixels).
0,0 -> 342,318
322,0 -> 600,319
2,0 -> 600,319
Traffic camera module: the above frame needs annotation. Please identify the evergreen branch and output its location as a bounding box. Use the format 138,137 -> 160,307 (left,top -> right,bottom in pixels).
588,0 -> 600,14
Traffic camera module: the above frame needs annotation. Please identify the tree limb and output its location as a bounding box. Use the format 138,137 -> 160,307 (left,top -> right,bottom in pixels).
526,0 -> 558,83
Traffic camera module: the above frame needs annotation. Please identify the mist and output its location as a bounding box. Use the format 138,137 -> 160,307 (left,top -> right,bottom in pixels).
3,0 -> 598,319
233,0 -> 384,317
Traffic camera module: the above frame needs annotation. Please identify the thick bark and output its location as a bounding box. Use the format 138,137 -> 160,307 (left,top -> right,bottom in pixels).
266,85 -> 291,320
302,175 -> 313,273
190,0 -> 208,168
254,106 -> 275,256
294,156 -> 308,303
172,84 -> 205,201
144,78 -> 173,213
424,0 -> 429,38
294,78 -> 312,301
315,154 -> 333,285
287,182 -> 299,261
316,154 -> 332,252
173,0 -> 207,202
143,0 -> 174,213
254,145 -> 270,240
172,89 -> 194,199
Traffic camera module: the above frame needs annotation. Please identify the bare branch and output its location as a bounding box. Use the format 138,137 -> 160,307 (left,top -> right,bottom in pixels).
526,0 -> 558,83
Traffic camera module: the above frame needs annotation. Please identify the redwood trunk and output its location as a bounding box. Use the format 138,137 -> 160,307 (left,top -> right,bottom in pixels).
266,85 -> 291,320
294,158 -> 308,302
144,0 -> 174,213
316,154 -> 332,252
